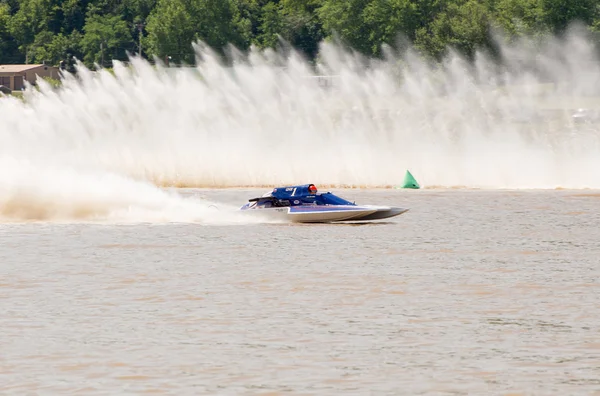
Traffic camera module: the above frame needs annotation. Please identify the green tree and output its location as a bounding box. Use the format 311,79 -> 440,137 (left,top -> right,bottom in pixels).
234,0 -> 264,44
61,0 -> 93,33
0,3 -> 21,63
256,2 -> 283,48
7,0 -> 55,60
542,0 -> 598,33
31,31 -> 82,65
493,0 -> 548,37
361,0 -> 418,52
414,0 -> 494,60
145,0 -> 246,64
234,0 -> 325,59
318,0 -> 371,54
318,0 -> 417,57
80,13 -> 132,67
279,0 -> 325,59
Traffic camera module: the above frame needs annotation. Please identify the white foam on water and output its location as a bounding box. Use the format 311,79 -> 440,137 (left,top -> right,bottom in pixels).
1,25 -> 600,225
0,158 -> 261,224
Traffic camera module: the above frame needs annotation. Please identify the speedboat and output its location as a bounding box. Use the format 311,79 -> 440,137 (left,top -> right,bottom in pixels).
240,184 -> 409,223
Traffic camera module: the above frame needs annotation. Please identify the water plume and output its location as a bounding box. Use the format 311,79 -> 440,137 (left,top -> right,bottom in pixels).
1,24 -> 600,201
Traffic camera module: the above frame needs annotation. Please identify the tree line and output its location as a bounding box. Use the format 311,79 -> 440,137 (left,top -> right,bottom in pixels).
0,0 -> 599,69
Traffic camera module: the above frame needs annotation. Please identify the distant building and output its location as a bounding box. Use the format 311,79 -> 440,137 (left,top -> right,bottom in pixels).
0,64 -> 61,91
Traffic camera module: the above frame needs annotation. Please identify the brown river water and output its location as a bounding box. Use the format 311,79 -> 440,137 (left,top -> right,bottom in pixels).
1,189 -> 599,395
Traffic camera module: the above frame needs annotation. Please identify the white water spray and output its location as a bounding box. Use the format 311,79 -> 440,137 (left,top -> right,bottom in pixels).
2,27 -> 600,221
0,158 -> 257,224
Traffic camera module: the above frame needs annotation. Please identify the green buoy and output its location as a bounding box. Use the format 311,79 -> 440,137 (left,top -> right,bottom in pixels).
398,170 -> 420,189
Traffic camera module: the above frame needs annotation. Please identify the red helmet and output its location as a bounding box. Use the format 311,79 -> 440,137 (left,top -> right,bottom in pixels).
308,184 -> 318,194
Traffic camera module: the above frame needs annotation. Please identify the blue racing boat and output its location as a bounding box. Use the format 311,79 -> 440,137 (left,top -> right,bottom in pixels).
240,184 -> 409,223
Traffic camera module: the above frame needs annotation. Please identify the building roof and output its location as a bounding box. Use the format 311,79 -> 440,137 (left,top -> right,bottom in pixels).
0,64 -> 54,73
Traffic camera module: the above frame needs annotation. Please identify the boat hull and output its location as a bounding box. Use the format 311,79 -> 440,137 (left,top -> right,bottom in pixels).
241,205 -> 409,223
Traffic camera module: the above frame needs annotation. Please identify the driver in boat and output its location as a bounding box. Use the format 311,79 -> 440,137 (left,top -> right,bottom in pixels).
257,189 -> 317,207
261,191 -> 274,208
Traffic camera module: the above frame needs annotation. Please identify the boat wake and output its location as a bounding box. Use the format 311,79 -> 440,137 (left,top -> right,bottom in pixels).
0,159 -> 258,224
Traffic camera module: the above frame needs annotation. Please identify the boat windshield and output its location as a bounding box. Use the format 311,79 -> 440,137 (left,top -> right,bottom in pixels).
320,192 -> 355,205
